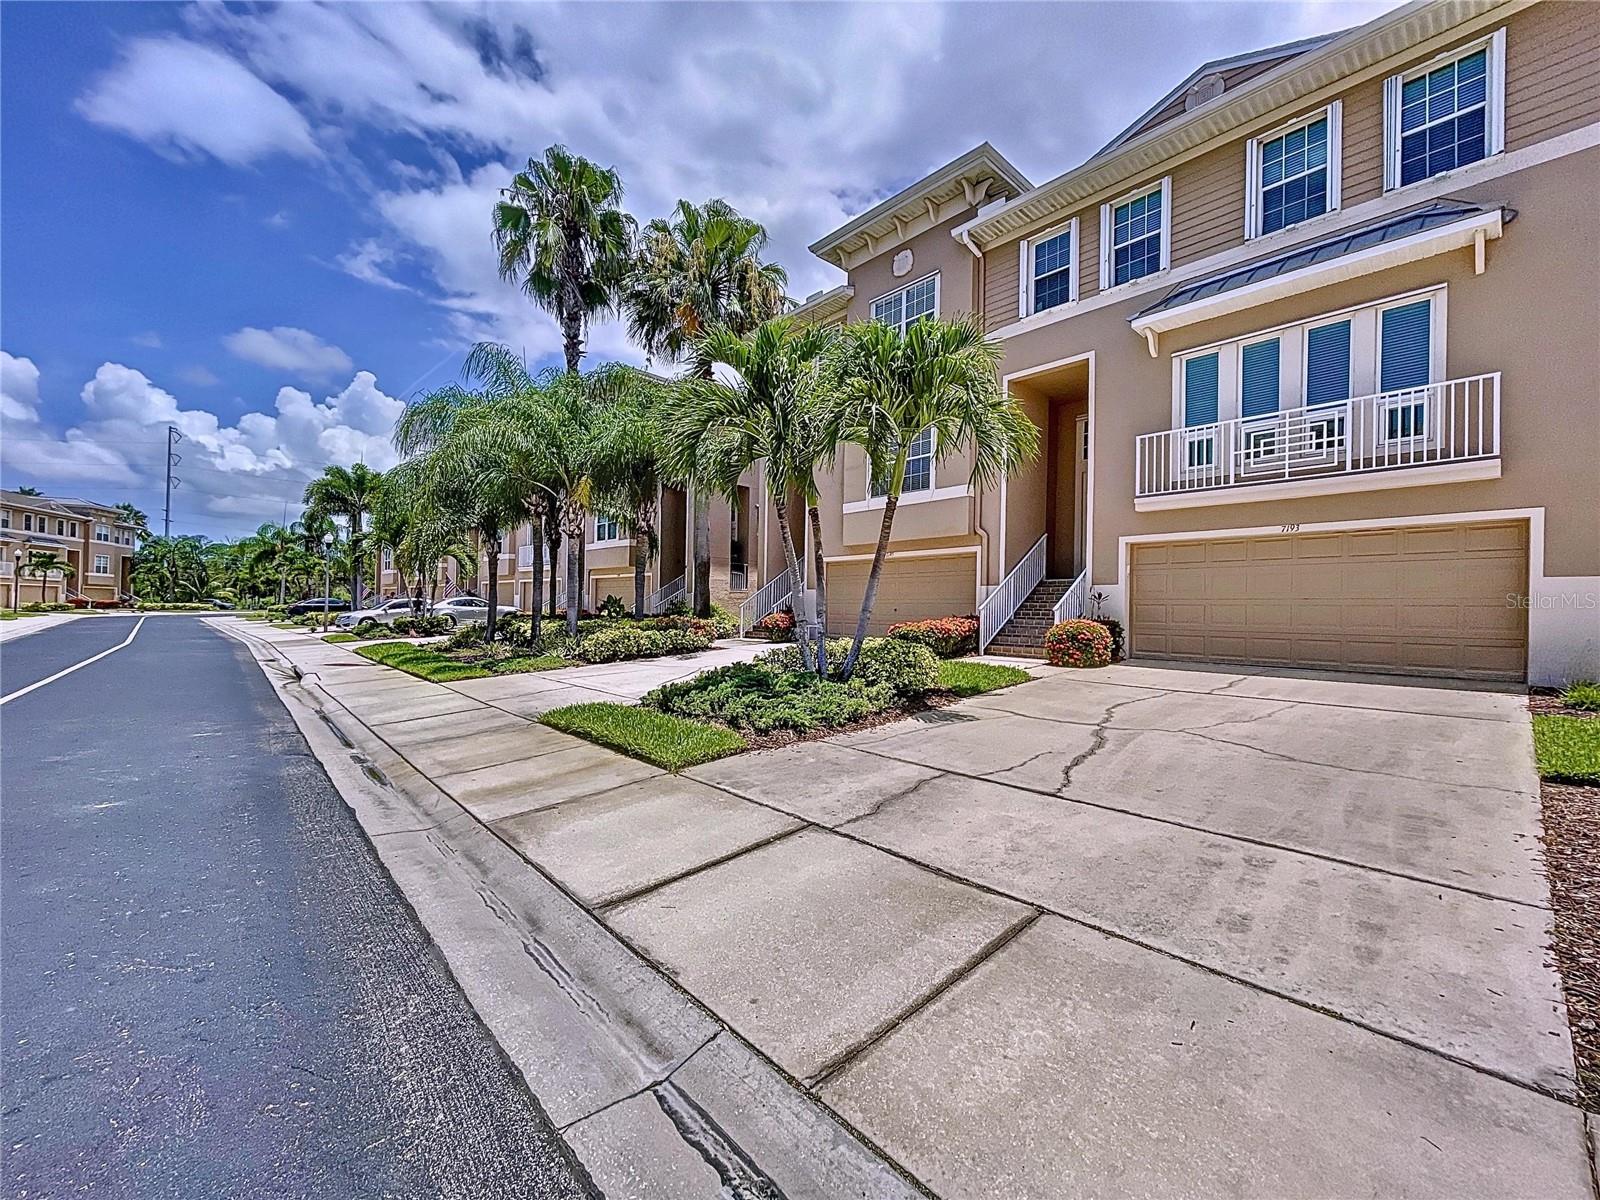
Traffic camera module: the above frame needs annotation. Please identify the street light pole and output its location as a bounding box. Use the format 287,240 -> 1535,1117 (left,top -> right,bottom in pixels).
11,549 -> 22,613
321,532 -> 334,632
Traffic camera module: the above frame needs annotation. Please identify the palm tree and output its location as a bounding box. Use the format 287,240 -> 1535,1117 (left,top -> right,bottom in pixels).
246,522 -> 299,605
303,464 -> 385,607
830,315 -> 1039,679
592,373 -> 678,617
114,502 -> 150,541
670,317 -> 837,669
17,551 -> 73,604
493,145 -> 636,375
623,198 -> 789,617
130,535 -> 210,601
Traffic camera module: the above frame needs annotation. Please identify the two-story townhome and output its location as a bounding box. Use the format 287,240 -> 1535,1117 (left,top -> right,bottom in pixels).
794,0 -> 1598,684
0,490 -> 138,607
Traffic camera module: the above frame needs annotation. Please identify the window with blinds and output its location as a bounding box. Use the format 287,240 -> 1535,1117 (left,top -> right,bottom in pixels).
1305,320 -> 1352,406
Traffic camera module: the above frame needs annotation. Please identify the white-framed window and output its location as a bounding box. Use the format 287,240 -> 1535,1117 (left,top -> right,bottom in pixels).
1384,28 -> 1505,191
1019,218 -> 1078,317
93,554 -> 110,575
870,273 -> 938,334
1099,177 -> 1170,291
1170,285 -> 1446,431
94,524 -> 110,542
69,522 -> 78,538
869,428 -> 935,498
0,510 -> 10,529
594,513 -> 622,543
381,546 -> 394,570
1245,102 -> 1342,239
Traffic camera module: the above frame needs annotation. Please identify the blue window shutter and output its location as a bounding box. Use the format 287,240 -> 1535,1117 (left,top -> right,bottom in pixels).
1184,354 -> 1219,426
1240,339 -> 1280,418
1306,321 -> 1351,406
1380,300 -> 1432,391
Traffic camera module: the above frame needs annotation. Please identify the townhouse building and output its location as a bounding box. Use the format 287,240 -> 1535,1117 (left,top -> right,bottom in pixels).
0,489 -> 139,607
791,0 -> 1598,684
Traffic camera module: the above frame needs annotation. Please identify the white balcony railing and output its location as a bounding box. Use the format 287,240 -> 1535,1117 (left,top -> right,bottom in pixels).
1134,373 -> 1500,500
979,534 -> 1045,653
738,567 -> 793,634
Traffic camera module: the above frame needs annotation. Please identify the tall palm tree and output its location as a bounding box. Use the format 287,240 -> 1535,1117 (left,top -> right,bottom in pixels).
17,551 -> 73,605
623,198 -> 789,617
830,315 -> 1038,679
493,145 -> 636,374
246,521 -> 299,605
670,317 -> 837,669
114,502 -> 151,541
592,373 -> 677,617
303,464 -> 385,606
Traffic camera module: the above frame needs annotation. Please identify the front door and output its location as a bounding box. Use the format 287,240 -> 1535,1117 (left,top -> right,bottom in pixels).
1073,415 -> 1089,576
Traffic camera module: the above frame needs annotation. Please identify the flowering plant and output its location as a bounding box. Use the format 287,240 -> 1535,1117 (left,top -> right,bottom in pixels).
1044,619 -> 1113,668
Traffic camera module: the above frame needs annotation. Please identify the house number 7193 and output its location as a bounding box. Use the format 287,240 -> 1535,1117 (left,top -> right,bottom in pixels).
1279,524 -> 1301,533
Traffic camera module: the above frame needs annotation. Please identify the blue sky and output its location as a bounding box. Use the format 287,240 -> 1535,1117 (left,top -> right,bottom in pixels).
0,0 -> 1392,540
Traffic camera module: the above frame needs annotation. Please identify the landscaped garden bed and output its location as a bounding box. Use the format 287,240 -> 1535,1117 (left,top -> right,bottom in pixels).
355,639 -> 568,683
1530,681 -> 1600,1110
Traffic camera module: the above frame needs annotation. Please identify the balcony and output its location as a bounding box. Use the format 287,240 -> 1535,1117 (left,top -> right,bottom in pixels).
1133,373 -> 1500,509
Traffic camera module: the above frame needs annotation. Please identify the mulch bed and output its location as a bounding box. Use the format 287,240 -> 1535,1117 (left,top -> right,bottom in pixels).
1528,687 -> 1598,720
737,691 -> 962,754
1539,778 -> 1600,1112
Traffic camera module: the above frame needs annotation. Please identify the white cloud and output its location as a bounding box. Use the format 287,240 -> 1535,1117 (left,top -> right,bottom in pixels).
335,238 -> 411,292
1,354 -> 404,526
223,326 -> 354,381
177,365 -> 222,387
1,351 -> 41,424
130,331 -> 163,349
264,210 -> 291,229
77,37 -> 320,166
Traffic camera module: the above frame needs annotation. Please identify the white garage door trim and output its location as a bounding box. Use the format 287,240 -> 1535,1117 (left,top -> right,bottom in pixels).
1115,506 -> 1547,679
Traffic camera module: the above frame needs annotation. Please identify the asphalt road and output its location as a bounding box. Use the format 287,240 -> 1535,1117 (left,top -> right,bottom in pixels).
1,617 -> 595,1200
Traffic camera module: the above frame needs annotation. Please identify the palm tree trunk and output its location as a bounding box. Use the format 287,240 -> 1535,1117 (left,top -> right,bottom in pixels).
348,513 -> 363,605
771,497 -> 812,672
633,526 -> 648,619
577,538 -> 586,613
565,542 -> 581,637
545,506 -> 562,618
528,544 -> 543,640
840,493 -> 899,680
485,531 -> 500,643
808,502 -> 828,677
691,488 -> 711,618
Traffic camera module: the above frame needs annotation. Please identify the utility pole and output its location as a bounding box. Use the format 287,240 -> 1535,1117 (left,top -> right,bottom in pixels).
164,426 -> 183,600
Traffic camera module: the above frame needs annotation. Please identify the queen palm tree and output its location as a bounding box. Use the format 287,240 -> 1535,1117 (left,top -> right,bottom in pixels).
830,315 -> 1038,679
493,145 -> 636,374
592,373 -> 677,617
303,464 -> 385,606
670,317 -> 837,669
623,198 -> 788,617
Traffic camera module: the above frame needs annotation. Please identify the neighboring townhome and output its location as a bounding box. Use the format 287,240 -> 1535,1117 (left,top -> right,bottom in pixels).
796,0 -> 1598,684
0,490 -> 138,607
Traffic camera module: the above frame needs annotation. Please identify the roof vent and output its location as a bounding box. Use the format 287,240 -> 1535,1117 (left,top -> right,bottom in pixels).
1185,73 -> 1225,110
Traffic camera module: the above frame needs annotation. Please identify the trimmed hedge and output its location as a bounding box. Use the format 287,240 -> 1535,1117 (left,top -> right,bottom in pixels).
1044,619 -> 1113,668
574,624 -> 713,664
887,615 -> 978,658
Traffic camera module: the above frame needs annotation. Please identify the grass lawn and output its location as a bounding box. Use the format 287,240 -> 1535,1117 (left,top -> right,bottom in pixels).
1534,715 -> 1600,785
940,660 -> 1031,697
355,640 -> 573,683
323,632 -> 359,643
542,702 -> 746,770
270,621 -> 310,631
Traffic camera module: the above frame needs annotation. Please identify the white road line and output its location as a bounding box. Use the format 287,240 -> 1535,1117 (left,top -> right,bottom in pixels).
0,617 -> 146,706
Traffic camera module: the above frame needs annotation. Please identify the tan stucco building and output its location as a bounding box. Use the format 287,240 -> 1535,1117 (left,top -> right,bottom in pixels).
0,490 -> 138,607
788,0 -> 1597,684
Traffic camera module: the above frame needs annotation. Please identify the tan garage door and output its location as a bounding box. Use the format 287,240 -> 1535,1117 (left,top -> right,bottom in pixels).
826,554 -> 976,636
1129,521 -> 1528,680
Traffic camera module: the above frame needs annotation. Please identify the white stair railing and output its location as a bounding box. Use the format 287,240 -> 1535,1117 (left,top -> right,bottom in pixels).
738,567 -> 793,634
978,534 -> 1046,652
646,572 -> 686,614
1053,569 -> 1089,624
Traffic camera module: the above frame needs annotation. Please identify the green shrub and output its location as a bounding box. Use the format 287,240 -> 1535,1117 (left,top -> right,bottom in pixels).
22,602 -> 76,612
391,614 -> 452,637
575,624 -> 713,664
133,602 -> 213,612
887,615 -> 978,658
598,593 -> 627,619
662,596 -> 691,617
849,638 -> 940,697
1044,619 -> 1113,668
542,702 -> 746,770
1533,715 -> 1600,785
707,604 -> 739,639
647,663 -> 894,734
752,609 -> 795,642
1561,680 -> 1600,713
639,615 -> 718,639
446,621 -> 487,650
1091,617 -> 1126,661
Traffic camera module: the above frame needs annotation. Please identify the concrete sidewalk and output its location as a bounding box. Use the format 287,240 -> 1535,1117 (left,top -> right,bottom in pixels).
219,619 -> 1595,1199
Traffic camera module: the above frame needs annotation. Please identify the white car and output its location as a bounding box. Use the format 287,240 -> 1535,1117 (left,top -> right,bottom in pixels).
430,596 -> 496,626
334,597 -> 427,629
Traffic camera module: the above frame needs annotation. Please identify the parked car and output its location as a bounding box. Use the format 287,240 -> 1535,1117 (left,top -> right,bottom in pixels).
334,596 -> 428,630
431,596 -> 495,626
204,598 -> 234,610
284,596 -> 352,616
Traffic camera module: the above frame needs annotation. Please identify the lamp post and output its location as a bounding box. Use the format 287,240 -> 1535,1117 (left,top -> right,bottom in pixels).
11,549 -> 22,613
321,532 -> 334,632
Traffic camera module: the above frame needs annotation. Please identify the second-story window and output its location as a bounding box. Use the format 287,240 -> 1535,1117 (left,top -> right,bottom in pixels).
95,524 -> 110,542
1246,103 -> 1342,239
1100,178 -> 1169,290
594,514 -> 622,542
1022,219 -> 1078,316
869,428 -> 935,498
1385,30 -> 1505,190
870,274 -> 937,335
0,510 -> 9,529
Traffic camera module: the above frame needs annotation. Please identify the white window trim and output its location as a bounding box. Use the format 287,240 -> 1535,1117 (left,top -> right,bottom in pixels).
1244,100 -> 1343,241
91,555 -> 112,576
869,271 -> 941,334
1099,176 -> 1171,293
843,482 -> 973,515
865,428 -> 938,502
1383,27 -> 1506,193
1018,217 -> 1079,317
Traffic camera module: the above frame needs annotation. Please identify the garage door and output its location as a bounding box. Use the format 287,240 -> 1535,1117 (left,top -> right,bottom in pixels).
826,554 -> 976,636
1129,521 -> 1527,680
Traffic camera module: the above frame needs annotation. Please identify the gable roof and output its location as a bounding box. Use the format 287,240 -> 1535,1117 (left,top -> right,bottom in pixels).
808,142 -> 1032,269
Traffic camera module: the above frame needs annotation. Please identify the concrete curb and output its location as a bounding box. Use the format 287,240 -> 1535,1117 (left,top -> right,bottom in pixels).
214,619 -> 929,1199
